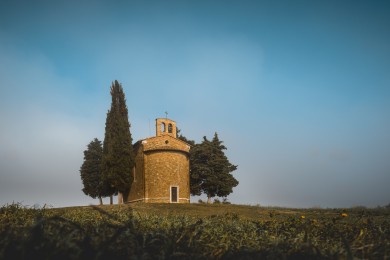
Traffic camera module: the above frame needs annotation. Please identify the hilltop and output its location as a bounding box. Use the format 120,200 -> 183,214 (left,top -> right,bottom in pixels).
58,202 -> 388,221
1,202 -> 389,259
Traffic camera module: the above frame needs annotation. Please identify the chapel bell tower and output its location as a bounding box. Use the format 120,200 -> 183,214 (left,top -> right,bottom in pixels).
156,118 -> 177,138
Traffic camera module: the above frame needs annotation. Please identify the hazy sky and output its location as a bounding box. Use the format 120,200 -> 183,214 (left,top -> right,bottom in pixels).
1,0 -> 389,208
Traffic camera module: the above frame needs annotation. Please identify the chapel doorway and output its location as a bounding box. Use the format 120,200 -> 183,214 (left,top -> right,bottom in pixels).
170,186 -> 178,203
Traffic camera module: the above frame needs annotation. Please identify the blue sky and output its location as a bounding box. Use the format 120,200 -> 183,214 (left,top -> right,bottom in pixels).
0,0 -> 389,208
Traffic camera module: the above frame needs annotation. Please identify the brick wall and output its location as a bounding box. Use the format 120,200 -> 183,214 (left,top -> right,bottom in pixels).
127,133 -> 190,203
127,144 -> 145,202
144,150 -> 190,203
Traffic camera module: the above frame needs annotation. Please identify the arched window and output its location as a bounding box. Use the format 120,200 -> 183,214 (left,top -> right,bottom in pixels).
161,122 -> 166,132
168,123 -> 173,133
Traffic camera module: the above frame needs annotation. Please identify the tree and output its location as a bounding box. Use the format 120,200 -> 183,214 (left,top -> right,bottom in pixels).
80,138 -> 112,205
101,80 -> 135,204
190,133 -> 238,203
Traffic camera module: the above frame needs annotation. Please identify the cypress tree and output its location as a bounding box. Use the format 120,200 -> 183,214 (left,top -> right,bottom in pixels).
101,80 -> 135,203
210,133 -> 238,198
80,138 -> 112,205
189,133 -> 238,203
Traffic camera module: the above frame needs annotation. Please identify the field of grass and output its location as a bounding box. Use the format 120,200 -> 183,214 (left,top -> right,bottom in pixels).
1,202 -> 389,259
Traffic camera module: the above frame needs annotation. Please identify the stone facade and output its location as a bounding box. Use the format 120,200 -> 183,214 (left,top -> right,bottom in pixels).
126,118 -> 191,203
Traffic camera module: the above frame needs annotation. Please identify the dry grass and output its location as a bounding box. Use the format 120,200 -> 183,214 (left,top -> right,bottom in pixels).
1,202 -> 389,259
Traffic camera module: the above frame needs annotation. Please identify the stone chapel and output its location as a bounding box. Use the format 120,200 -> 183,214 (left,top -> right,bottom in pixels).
126,118 -> 191,203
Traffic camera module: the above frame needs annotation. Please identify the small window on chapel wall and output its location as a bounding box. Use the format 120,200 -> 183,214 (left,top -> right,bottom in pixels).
161,122 -> 166,132
168,123 -> 173,133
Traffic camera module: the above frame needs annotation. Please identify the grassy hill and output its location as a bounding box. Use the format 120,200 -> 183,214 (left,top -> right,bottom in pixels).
58,203 -> 376,220
60,202 -> 304,220
1,202 -> 389,259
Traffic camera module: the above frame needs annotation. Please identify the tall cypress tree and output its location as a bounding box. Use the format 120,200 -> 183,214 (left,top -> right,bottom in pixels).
101,80 -> 135,203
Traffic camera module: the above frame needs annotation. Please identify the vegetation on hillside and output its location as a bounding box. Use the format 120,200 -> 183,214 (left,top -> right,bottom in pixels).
1,203 -> 389,259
